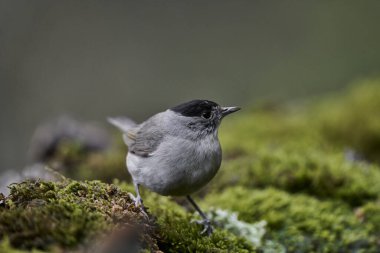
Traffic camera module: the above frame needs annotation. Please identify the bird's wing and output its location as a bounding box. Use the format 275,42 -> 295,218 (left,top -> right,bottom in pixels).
128,119 -> 164,157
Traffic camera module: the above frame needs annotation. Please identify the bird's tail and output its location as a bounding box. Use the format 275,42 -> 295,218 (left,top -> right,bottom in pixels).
107,116 -> 137,133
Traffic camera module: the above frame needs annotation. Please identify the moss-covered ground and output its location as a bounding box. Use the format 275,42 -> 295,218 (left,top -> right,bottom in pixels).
1,79 -> 380,252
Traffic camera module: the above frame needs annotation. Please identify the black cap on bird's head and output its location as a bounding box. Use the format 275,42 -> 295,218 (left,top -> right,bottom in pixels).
170,99 -> 240,121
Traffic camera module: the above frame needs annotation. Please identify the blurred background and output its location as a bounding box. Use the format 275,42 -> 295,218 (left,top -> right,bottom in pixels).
1,0 -> 380,171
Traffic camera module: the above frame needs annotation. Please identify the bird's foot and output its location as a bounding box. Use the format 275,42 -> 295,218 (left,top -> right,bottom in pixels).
127,193 -> 149,218
192,218 -> 213,236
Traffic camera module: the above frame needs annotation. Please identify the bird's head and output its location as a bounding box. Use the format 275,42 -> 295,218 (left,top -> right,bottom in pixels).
170,99 -> 240,135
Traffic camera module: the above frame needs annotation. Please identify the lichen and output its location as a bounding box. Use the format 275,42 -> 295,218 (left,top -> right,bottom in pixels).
206,209 -> 267,247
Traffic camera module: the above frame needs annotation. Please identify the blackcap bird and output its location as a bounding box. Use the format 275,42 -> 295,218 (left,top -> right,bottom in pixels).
108,99 -> 240,235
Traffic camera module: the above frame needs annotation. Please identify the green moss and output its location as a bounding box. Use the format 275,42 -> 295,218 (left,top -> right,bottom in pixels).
205,187 -> 379,252
211,81 -> 380,206
314,79 -> 380,163
211,148 -> 380,206
47,136 -> 129,183
356,202 -> 380,237
229,79 -> 380,167
218,105 -> 323,157
0,240 -> 23,253
155,210 -> 255,253
1,180 -> 262,253
0,180 -> 156,251
3,80 -> 380,252
0,238 -> 46,253
116,181 -> 257,253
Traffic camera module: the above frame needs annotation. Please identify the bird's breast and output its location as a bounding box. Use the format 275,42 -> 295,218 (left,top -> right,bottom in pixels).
127,134 -> 222,196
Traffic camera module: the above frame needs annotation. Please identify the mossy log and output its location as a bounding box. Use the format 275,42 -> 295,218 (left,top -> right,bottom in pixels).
1,79 -> 380,252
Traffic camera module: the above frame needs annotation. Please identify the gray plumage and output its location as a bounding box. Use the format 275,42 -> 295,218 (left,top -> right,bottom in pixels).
109,110 -> 222,195
108,99 -> 240,235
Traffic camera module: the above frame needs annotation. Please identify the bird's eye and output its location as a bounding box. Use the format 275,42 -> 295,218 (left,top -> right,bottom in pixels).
201,111 -> 211,119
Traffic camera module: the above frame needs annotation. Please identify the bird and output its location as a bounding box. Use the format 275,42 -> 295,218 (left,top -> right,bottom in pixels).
108,99 -> 240,235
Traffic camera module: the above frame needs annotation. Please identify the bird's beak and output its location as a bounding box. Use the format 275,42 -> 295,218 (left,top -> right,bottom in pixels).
221,106 -> 241,117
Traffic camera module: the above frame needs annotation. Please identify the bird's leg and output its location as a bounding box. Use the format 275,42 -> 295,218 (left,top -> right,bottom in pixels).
186,195 -> 213,235
128,182 -> 148,217
133,182 -> 144,207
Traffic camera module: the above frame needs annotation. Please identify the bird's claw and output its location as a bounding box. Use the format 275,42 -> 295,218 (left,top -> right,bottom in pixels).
127,193 -> 143,207
192,218 -> 213,236
127,193 -> 149,218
